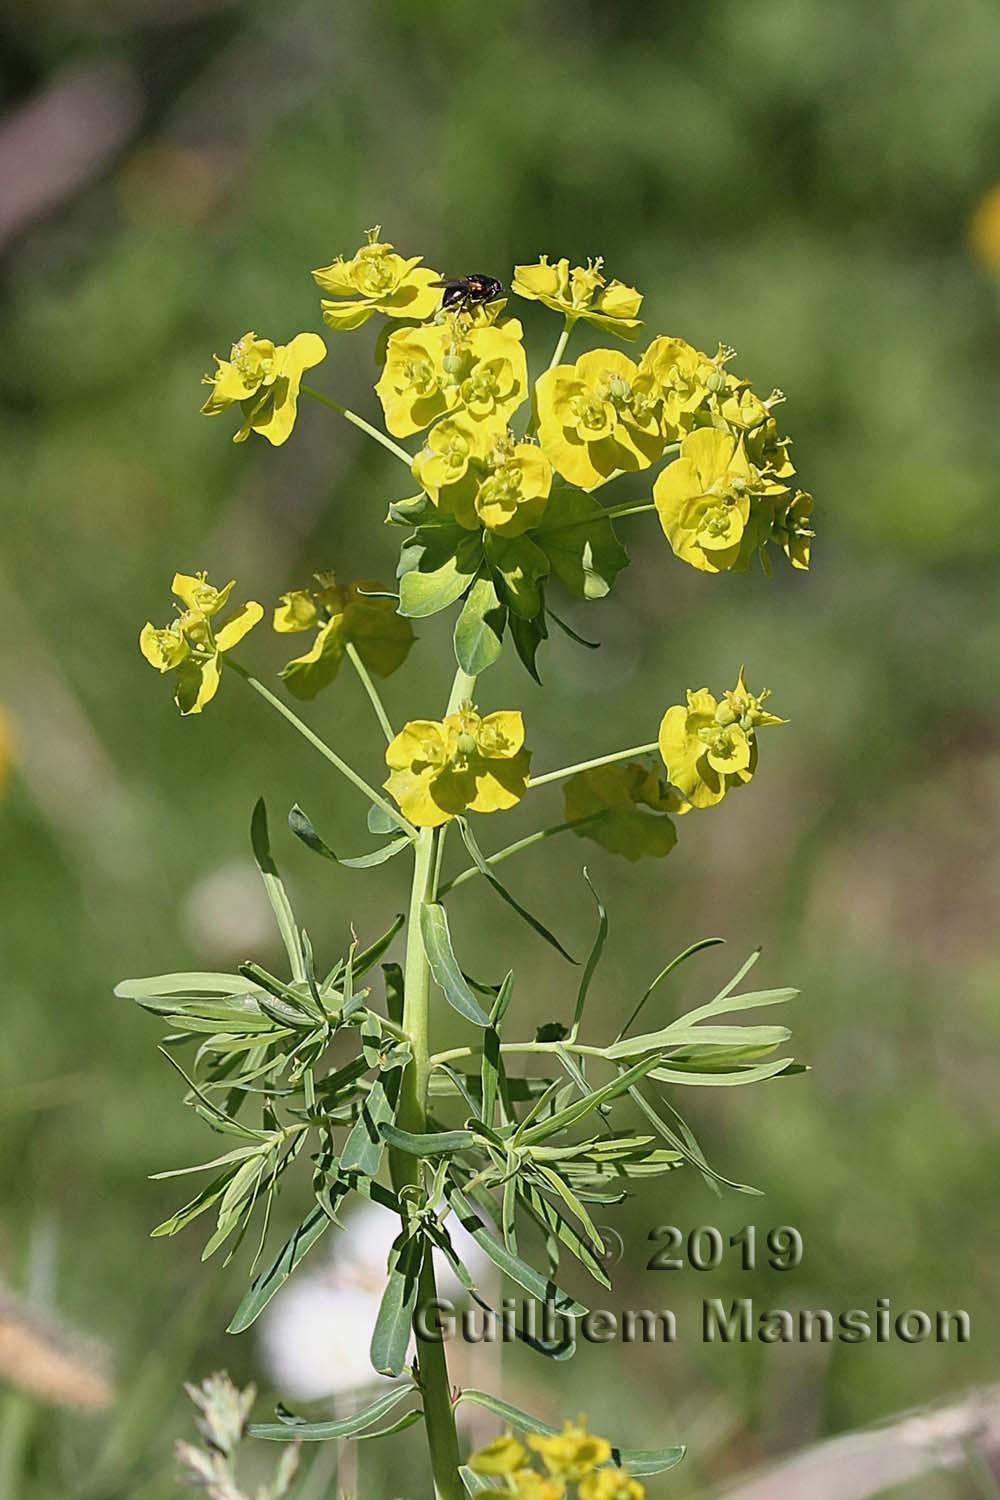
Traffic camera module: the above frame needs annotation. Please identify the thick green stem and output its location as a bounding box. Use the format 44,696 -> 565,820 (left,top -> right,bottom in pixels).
390,663 -> 478,1500
301,385 -> 414,467
527,741 -> 659,789
227,661 -> 416,837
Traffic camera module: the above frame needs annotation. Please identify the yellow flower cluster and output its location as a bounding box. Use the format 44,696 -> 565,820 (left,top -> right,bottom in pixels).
658,669 -> 785,810
412,416 -> 552,535
139,572 -> 263,714
469,1421 -> 644,1500
512,255 -> 643,339
384,705 -> 530,827
201,331 -> 326,446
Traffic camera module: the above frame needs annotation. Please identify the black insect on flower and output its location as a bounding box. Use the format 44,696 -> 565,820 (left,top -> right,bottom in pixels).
430,274 -> 504,312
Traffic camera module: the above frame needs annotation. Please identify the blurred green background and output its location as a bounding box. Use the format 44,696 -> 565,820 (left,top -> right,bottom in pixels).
2,0 -> 1000,1495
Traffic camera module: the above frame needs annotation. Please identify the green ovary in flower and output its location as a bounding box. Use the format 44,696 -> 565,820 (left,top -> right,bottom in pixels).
384,706 -> 530,827
658,671 -> 785,809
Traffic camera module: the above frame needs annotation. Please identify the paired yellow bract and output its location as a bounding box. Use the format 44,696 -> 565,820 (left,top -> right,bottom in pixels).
469,1421 -> 645,1500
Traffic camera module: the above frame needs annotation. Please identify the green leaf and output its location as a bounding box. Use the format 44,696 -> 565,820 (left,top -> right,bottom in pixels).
454,573 -> 506,675
419,904 -> 491,1026
485,532 -> 550,619
288,805 -> 411,868
384,962 -> 404,1025
509,608 -> 547,683
616,937 -> 725,1042
355,1408 -> 425,1441
455,819 -> 576,964
227,1202 -> 335,1333
251,1383 -> 416,1441
519,1054 -> 663,1145
151,1170 -> 232,1238
368,803 -> 398,835
341,1072 -> 401,1177
516,1180 -> 611,1288
446,1186 -> 587,1318
250,799 -> 306,982
115,972 -> 259,1004
649,1057 -> 796,1086
461,1468 -> 507,1494
380,1124 -> 475,1157
534,485 -> 629,601
354,913 -> 406,978
572,869 -> 607,1031
680,984 -> 800,1026
370,1232 -> 422,1377
397,526 -> 482,618
628,1084 -> 760,1195
606,1023 -> 791,1060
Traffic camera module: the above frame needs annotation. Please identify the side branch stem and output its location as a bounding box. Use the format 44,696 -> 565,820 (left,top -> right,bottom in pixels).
345,642 -> 395,743
527,742 -> 660,789
301,385 -> 414,467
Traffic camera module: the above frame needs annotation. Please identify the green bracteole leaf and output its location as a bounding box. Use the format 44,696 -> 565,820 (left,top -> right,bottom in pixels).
251,1383 -> 417,1441
615,937 -> 725,1042
227,1200 -> 337,1333
420,903 -> 491,1026
455,819 -> 576,964
509,607 -> 547,683
368,802 -> 398,835
370,1231 -> 422,1377
250,798 -> 306,983
397,526 -> 482,618
485,531 -> 550,620
288,804 -> 411,868
533,485 -> 629,601
454,572 -> 506,675
456,1390 -> 686,1475
572,868 -> 607,1031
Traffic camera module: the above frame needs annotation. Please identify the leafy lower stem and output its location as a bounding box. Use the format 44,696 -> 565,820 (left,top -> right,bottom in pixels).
527,742 -> 660,789
300,385 -> 414,467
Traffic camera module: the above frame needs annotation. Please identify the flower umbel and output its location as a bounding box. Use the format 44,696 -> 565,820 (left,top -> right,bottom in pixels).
529,1422 -> 613,1481
384,705 -> 530,827
312,226 -> 442,330
201,332 -> 326,446
376,316 -> 528,438
140,572 -> 263,715
512,255 -> 643,339
658,669 -> 785,809
652,427 -> 789,573
273,576 -> 414,700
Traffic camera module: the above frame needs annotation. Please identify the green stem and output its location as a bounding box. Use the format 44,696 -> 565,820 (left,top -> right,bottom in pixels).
527,741 -> 659,789
389,663 -> 477,1500
301,385 -> 414,467
546,316 -> 576,372
227,661 -> 416,838
344,642 -> 395,743
438,812 -> 606,896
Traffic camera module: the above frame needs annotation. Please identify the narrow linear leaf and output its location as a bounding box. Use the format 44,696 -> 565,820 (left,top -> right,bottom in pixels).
519,1054 -> 664,1145
371,1233 -> 422,1377
227,1203 -> 334,1333
455,1391 -> 685,1476
354,914 -> 406,979
380,1124 -> 475,1158
341,1072 -> 401,1177
615,937 -> 725,1042
252,1384 -> 416,1441
446,1186 -> 587,1318
250,799 -> 306,982
420,904 -> 491,1026
456,820 -> 576,965
289,804 -> 411,869
572,869 -> 608,1030
607,1023 -> 791,1060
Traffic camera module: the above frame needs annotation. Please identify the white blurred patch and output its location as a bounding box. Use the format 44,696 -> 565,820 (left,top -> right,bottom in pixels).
180,860 -> 277,960
258,1199 -> 491,1401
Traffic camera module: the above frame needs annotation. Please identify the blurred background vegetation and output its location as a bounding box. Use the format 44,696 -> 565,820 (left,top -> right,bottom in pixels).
2,0 -> 1000,1495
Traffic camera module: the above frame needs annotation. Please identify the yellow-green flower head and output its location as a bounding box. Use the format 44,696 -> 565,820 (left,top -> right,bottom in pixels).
770,489 -> 813,570
376,317 -> 528,438
384,705 -> 530,827
312,226 -> 443,330
564,762 -> 681,861
528,1422 -> 612,1482
512,255 -> 643,339
201,331 -> 326,446
513,1473 -> 565,1500
535,349 -> 663,489
139,572 -> 263,715
658,670 -> 785,810
412,417 -> 552,535
274,575 -> 414,700
579,1469 -> 645,1500
469,1433 -> 529,1476
640,337 -> 738,438
653,428 -> 788,574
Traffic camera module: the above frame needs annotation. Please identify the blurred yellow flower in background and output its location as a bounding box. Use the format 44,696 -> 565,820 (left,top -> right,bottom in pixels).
969,184 -> 1000,273
529,1422 -> 612,1480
